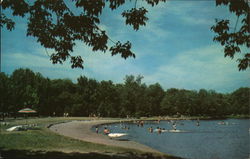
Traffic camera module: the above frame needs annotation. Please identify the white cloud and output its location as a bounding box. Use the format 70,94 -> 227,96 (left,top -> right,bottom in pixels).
181,16 -> 214,26
106,2 -> 172,42
72,43 -> 143,82
144,44 -> 249,92
2,42 -> 144,83
4,39 -> 248,93
2,48 -> 89,81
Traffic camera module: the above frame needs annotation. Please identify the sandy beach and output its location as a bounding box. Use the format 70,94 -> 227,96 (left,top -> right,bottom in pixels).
49,120 -> 161,154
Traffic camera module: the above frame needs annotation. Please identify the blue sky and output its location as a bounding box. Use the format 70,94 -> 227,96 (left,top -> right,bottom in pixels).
1,0 -> 249,93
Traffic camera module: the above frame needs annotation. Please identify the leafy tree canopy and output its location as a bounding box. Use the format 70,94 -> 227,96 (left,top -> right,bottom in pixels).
211,0 -> 249,70
1,0 -> 249,70
1,0 -> 166,69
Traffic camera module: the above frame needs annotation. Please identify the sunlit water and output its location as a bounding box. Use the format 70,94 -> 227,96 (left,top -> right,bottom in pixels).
94,119 -> 250,159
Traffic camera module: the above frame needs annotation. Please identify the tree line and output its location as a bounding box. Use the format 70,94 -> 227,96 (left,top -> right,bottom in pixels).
0,68 -> 249,118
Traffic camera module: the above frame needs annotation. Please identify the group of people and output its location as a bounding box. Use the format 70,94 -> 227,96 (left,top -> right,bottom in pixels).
95,119 -> 201,136
138,120 -> 178,134
148,124 -> 176,134
149,127 -> 165,134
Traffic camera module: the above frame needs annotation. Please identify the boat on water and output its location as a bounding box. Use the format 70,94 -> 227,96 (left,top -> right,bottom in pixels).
108,133 -> 127,138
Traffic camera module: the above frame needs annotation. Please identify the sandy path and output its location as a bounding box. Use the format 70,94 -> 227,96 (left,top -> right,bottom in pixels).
49,120 -> 161,153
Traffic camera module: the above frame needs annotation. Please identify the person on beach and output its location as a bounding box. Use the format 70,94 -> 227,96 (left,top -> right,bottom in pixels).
95,126 -> 99,133
103,127 -> 110,135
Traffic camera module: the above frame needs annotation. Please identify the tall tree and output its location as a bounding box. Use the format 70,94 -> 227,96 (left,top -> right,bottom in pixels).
146,83 -> 165,116
48,79 -> 76,116
119,75 -> 146,117
35,74 -> 51,116
0,72 -> 10,120
97,80 -> 120,117
160,88 -> 179,115
76,76 -> 99,116
196,89 -> 209,115
229,87 -> 250,114
10,68 -> 39,112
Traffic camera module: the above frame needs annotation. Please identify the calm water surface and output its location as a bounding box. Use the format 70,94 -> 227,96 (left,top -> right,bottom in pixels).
97,119 -> 250,159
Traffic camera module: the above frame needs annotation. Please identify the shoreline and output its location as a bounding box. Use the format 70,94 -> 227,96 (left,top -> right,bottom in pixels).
49,119 -> 162,154
2,117 -> 248,159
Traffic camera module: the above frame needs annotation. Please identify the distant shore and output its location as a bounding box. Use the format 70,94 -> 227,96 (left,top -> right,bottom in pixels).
138,115 -> 250,120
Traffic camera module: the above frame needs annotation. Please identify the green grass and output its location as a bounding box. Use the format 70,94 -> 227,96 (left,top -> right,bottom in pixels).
0,128 -> 133,153
0,117 -> 134,153
0,117 -> 181,159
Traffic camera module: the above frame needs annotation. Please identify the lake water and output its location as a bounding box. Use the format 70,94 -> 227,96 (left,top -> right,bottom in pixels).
97,119 -> 250,159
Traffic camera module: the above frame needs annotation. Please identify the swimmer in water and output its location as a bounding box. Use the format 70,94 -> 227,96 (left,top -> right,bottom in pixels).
196,118 -> 200,126
140,120 -> 144,127
172,123 -> 177,130
137,121 -> 140,127
103,127 -> 110,135
158,128 -> 162,134
148,127 -> 153,133
157,119 -> 160,124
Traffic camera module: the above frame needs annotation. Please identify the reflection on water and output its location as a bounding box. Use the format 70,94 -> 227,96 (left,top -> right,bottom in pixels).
97,119 -> 250,159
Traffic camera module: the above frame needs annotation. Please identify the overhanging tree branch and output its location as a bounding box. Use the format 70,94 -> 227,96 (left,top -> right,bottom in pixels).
211,0 -> 249,71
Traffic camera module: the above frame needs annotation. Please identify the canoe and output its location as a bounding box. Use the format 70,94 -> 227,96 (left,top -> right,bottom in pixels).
108,133 -> 127,138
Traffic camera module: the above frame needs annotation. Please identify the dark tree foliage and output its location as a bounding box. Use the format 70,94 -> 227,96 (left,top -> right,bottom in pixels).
229,87 -> 249,114
122,7 -> 148,31
0,13 -> 15,30
1,0 -> 166,69
211,0 -> 250,71
1,68 -> 249,119
146,83 -> 165,116
9,68 -> 39,112
0,72 -> 10,120
97,80 -> 120,117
